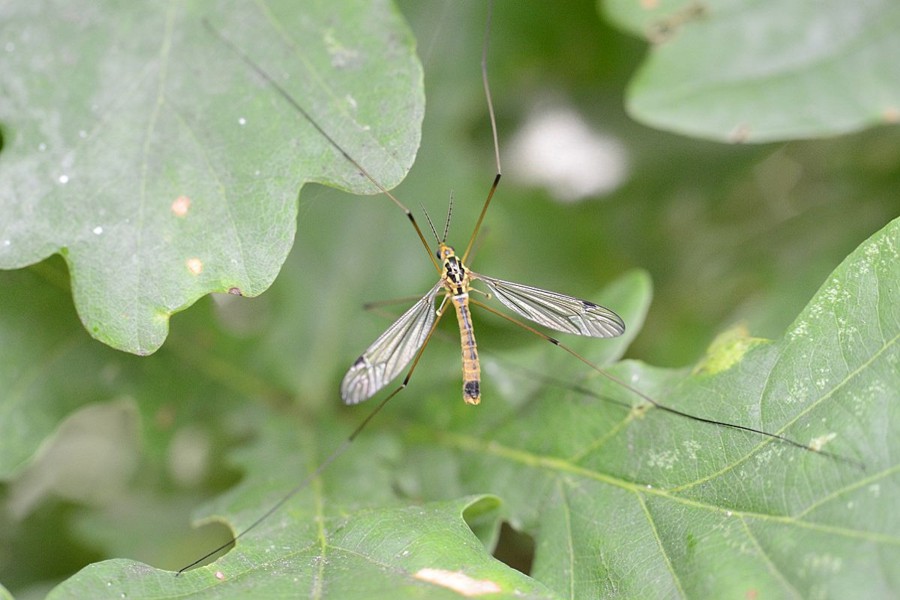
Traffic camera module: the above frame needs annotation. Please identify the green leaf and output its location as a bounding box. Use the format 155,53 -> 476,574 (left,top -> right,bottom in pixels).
0,0 -> 423,354
442,217 -> 900,597
43,216 -> 900,597
605,0 -> 900,141
43,271 -> 650,599
3,2 -> 898,598
51,496 -> 557,600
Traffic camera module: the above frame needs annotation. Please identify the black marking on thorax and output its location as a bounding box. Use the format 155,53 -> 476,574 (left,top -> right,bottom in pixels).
443,255 -> 469,296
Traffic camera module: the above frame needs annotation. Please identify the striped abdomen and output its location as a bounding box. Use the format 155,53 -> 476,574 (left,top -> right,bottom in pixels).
451,293 -> 481,405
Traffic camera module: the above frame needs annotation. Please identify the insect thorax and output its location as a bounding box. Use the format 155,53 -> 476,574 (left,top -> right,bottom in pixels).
438,244 -> 470,296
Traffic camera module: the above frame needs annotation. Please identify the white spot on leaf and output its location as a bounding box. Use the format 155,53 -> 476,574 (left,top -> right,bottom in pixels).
323,29 -> 360,68
413,569 -> 501,596
682,439 -> 701,460
171,195 -> 191,217
809,432 -> 836,451
647,448 -> 678,470
186,258 -> 203,275
729,123 -> 750,142
788,320 -> 809,341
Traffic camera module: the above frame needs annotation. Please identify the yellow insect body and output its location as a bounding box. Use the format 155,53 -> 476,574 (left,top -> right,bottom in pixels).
438,243 -> 481,405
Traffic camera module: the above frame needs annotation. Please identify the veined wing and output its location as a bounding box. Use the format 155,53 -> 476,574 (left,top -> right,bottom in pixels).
472,273 -> 625,338
341,283 -> 442,405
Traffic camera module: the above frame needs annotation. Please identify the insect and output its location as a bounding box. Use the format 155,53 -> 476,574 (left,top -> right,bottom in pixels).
339,201 -> 626,407
181,4 -> 860,575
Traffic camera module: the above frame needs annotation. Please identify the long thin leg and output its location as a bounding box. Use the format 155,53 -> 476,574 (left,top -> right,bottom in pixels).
176,392 -> 393,574
362,295 -> 433,311
469,299 -> 865,470
176,306 -> 449,574
462,1 -> 502,264
202,21 -> 441,274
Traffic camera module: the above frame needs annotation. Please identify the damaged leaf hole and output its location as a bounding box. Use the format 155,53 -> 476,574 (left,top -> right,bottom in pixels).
492,522 -> 535,575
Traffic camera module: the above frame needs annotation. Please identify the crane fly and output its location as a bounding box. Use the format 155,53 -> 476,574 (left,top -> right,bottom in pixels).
339,206 -> 626,406
182,3 -> 862,575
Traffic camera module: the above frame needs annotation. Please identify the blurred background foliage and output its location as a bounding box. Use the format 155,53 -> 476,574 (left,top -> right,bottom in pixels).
399,0 -> 898,367
1,0 -> 897,597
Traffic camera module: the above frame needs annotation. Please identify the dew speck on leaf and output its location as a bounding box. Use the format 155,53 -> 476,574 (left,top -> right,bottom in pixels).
92,226 -> 103,235
58,174 -> 69,184
238,117 -> 246,126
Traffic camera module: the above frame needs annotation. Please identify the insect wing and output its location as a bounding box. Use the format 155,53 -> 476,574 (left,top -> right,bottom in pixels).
341,284 -> 442,404
473,273 -> 625,338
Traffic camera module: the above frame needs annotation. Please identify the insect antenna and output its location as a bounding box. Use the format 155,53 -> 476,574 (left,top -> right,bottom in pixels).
442,192 -> 453,243
421,190 -> 453,247
421,204 -> 441,246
